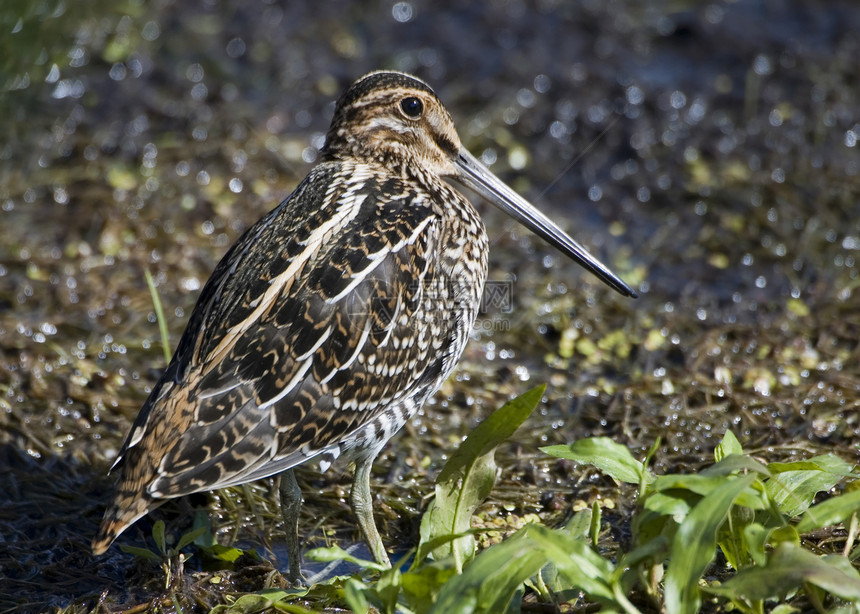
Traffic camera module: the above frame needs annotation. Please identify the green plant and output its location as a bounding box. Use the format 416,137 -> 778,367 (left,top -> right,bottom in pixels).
122,391 -> 860,613
120,520 -> 207,590
144,267 -> 172,364
543,431 -> 860,613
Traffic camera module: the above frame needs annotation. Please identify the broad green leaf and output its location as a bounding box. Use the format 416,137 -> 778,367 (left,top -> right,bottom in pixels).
633,508 -> 677,552
429,527 -> 547,614
400,562 -> 459,614
718,504 -> 756,571
705,543 -> 860,601
343,578 -> 370,614
541,437 -> 648,485
653,473 -> 765,510
305,545 -> 386,570
769,461 -> 836,473
767,454 -> 857,517
193,509 -> 216,547
421,385 -> 544,569
209,589 -> 316,613
769,525 -> 800,548
654,474 -> 733,495
152,519 -> 167,556
665,474 -> 756,614
714,430 -> 743,461
796,485 -> 860,532
413,529 -> 481,569
175,526 -> 208,551
429,452 -> 496,567
643,491 -> 695,520
700,453 -> 770,478
564,507 -> 593,540
742,522 -> 770,567
437,385 -> 545,483
526,524 -> 615,602
204,544 -> 246,563
643,488 -> 701,524
822,553 -> 860,585
528,524 -> 643,613
371,566 -> 402,614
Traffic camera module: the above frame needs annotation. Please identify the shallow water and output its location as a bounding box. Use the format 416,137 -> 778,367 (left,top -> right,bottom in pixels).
1,0 -> 858,610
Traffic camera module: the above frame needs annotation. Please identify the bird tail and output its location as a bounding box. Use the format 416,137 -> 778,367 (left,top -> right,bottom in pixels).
92,490 -> 159,555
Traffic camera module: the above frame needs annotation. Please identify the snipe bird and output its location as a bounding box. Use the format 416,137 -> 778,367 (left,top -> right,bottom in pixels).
92,70 -> 636,581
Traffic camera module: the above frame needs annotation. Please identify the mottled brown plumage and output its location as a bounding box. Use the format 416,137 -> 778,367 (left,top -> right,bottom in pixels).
92,71 -> 635,581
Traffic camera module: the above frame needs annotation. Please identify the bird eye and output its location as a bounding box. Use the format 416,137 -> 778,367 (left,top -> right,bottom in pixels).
399,97 -> 423,119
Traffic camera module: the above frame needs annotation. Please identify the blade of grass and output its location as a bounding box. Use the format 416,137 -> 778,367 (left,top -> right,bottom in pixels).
144,268 -> 172,364
664,474 -> 756,614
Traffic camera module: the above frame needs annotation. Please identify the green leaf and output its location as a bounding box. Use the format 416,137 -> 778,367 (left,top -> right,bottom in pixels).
654,472 -> 765,510
152,519 -> 167,556
633,506 -> 678,551
343,578 -> 370,614
643,490 -> 695,520
767,454 -> 857,517
700,453 -> 771,478
769,461 -> 835,473
796,484 -> 860,533
769,524 -> 800,548
118,544 -> 161,562
424,452 -> 496,568
526,524 -> 615,601
664,474 -> 756,614
563,507 -> 593,540
428,527 -> 547,614
742,522 -> 770,567
714,430 -> 743,461
204,543 -> 246,563
305,545 -> 387,571
371,566 -> 402,614
705,542 -> 860,601
413,529 -> 481,569
209,589 -> 316,613
175,526 -> 208,551
438,385 -> 545,483
400,562 -> 458,614
541,437 -> 648,485
420,385 -> 545,569
654,474 -> 734,495
192,509 -> 216,547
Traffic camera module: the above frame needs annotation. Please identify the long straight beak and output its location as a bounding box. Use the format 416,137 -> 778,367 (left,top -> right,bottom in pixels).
453,149 -> 637,298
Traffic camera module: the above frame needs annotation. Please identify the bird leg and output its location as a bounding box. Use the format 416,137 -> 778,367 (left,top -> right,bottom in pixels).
278,468 -> 305,584
351,456 -> 391,568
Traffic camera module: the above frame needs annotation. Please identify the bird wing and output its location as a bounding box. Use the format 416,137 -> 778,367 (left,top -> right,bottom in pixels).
116,161 -> 461,498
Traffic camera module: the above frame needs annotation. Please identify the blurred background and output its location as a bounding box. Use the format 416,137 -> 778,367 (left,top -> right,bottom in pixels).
0,0 -> 857,610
